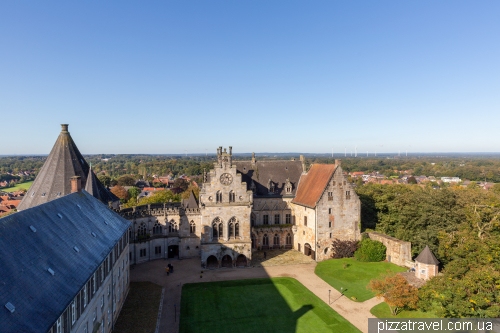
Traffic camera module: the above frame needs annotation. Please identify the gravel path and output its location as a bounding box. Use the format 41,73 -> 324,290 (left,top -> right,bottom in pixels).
130,258 -> 381,333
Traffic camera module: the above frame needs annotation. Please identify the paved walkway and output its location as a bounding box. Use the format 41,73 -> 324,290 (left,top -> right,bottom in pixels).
130,258 -> 381,333
252,249 -> 316,267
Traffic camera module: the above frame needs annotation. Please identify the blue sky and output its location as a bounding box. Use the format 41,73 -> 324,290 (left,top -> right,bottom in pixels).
1,1 -> 499,155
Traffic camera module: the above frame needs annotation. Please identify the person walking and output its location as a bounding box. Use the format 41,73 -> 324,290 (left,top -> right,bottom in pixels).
166,266 -> 170,276
264,251 -> 267,260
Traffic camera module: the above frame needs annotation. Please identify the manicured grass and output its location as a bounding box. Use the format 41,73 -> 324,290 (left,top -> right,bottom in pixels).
315,258 -> 407,302
370,302 -> 438,318
1,181 -> 33,192
114,282 -> 163,333
180,277 -> 361,333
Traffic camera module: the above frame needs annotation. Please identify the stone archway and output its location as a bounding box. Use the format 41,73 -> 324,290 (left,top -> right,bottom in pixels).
236,254 -> 247,267
207,255 -> 218,269
304,243 -> 315,260
221,254 -> 233,268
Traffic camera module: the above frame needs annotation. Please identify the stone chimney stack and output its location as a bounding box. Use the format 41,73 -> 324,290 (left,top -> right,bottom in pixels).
252,152 -> 256,164
300,155 -> 306,172
61,124 -> 69,132
71,176 -> 82,193
335,159 -> 341,167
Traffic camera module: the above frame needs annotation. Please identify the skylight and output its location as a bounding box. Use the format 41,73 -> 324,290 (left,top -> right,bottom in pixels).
48,268 -> 55,276
73,246 -> 80,253
29,226 -> 37,233
5,302 -> 15,313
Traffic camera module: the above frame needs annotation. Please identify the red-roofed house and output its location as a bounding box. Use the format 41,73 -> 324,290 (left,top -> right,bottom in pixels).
291,160 -> 361,262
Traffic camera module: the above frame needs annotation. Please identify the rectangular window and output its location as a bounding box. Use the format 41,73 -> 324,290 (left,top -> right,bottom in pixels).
155,246 -> 161,254
329,221 -> 332,228
129,252 -> 132,261
71,301 -> 76,324
328,208 -> 332,214
83,284 -> 87,308
304,216 -> 307,226
285,214 -> 291,224
421,269 -> 426,275
274,214 -> 280,224
346,191 -> 351,199
263,215 -> 269,225
328,192 -> 333,201
140,249 -> 146,257
330,233 -> 332,238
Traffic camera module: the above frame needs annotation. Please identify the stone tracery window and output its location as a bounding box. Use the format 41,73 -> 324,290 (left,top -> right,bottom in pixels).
286,233 -> 292,245
235,223 -> 239,238
216,191 -> 222,203
168,220 -> 178,233
138,223 -> 147,236
228,217 -> 238,239
229,191 -> 235,203
273,234 -> 280,247
190,221 -> 196,234
212,217 -> 223,239
153,222 -> 162,235
263,234 -> 269,246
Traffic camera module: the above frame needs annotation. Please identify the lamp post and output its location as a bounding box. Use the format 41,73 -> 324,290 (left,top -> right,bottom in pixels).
341,287 -> 343,295
329,290 -> 331,304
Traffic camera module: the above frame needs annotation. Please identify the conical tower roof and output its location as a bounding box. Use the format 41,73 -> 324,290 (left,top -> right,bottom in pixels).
183,190 -> 198,209
18,124 -> 118,211
85,164 -> 103,202
414,245 -> 440,265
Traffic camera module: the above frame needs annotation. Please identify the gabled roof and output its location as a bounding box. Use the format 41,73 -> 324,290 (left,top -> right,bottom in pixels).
292,164 -> 338,208
18,124 -> 118,211
415,245 -> 440,265
183,190 -> 198,209
85,165 -> 103,201
234,160 -> 303,196
0,191 -> 131,332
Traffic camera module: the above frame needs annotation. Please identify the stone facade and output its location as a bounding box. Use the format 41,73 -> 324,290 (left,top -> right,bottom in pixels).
415,261 -> 439,280
367,231 -> 412,267
120,149 -> 361,267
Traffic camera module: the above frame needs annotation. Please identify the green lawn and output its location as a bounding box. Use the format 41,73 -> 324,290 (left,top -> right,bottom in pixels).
370,302 -> 438,318
180,277 -> 361,333
114,282 -> 163,333
315,258 -> 407,302
1,181 -> 33,192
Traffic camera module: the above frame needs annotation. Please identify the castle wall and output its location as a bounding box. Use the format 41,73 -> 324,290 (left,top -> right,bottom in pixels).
367,232 -> 412,267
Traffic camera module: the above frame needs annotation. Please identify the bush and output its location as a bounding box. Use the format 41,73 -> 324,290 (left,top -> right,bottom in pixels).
354,238 -> 386,262
331,239 -> 358,259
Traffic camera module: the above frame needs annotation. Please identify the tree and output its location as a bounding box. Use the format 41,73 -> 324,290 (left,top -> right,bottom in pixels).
368,272 -> 419,315
407,176 -> 417,184
181,185 -> 200,200
137,190 -> 181,205
117,175 -> 136,186
111,185 -> 129,201
330,239 -> 358,259
354,238 -> 386,262
128,187 -> 141,199
492,183 -> 500,194
173,178 -> 189,192
97,175 -> 111,187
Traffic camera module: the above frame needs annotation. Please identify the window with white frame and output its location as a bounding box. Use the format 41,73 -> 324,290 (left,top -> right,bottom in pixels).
83,284 -> 87,308
56,317 -> 62,333
71,301 -> 76,324
421,269 -> 426,274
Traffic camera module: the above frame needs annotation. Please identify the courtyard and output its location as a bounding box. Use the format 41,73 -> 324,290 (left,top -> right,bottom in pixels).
180,277 -> 360,333
251,249 -> 316,267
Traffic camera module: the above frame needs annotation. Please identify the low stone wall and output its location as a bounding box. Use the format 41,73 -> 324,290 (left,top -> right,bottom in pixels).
366,232 -> 412,267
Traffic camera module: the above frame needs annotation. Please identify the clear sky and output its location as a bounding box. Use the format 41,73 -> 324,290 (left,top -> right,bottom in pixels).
1,1 -> 499,155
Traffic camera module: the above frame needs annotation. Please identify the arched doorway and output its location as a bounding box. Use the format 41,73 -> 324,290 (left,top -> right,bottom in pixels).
206,255 -> 218,269
298,243 -> 301,252
168,245 -> 179,258
221,255 -> 232,268
236,254 -> 247,267
304,243 -> 315,260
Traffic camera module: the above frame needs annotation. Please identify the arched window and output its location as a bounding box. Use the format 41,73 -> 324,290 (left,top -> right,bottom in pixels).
219,223 -> 223,238
229,191 -> 235,202
228,217 -> 237,239
286,233 -> 292,245
263,234 -> 269,246
212,217 -> 222,239
274,234 -> 280,247
138,223 -> 147,236
190,221 -> 196,234
251,213 -> 256,227
216,191 -> 222,203
169,220 -> 178,233
235,223 -> 239,238
228,222 -> 233,239
153,222 -> 162,235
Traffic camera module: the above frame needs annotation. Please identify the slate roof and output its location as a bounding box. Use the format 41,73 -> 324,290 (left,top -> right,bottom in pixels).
414,245 -> 440,265
17,124 -> 118,211
233,160 -> 304,196
85,165 -> 104,202
0,191 -> 131,332
182,190 -> 198,209
292,164 -> 338,208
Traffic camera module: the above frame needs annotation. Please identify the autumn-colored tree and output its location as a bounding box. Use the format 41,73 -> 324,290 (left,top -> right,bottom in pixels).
173,178 -> 189,192
111,185 -> 129,201
330,239 -> 358,259
368,272 -> 419,315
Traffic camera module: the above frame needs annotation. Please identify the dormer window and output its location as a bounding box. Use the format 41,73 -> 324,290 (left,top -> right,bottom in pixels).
268,179 -> 275,193
285,178 -> 292,194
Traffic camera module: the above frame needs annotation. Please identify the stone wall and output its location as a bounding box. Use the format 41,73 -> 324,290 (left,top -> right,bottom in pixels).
367,232 -> 412,267
415,261 -> 438,280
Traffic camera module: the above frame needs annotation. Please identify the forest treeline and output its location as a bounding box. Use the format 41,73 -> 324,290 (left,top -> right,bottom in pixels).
2,155 -> 500,182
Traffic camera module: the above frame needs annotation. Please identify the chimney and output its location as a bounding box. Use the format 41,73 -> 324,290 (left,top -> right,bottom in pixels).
61,124 -> 69,132
335,159 -> 341,167
252,152 -> 256,164
300,155 -> 306,172
71,176 -> 82,193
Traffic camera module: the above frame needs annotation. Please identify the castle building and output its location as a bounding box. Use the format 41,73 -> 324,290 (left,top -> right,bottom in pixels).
414,245 -> 440,280
0,188 -> 131,333
124,147 -> 361,267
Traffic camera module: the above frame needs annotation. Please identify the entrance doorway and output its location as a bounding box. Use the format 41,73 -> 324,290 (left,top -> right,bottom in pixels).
304,243 -> 315,260
207,255 -> 218,268
236,254 -> 247,267
221,255 -> 232,268
168,245 -> 179,258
